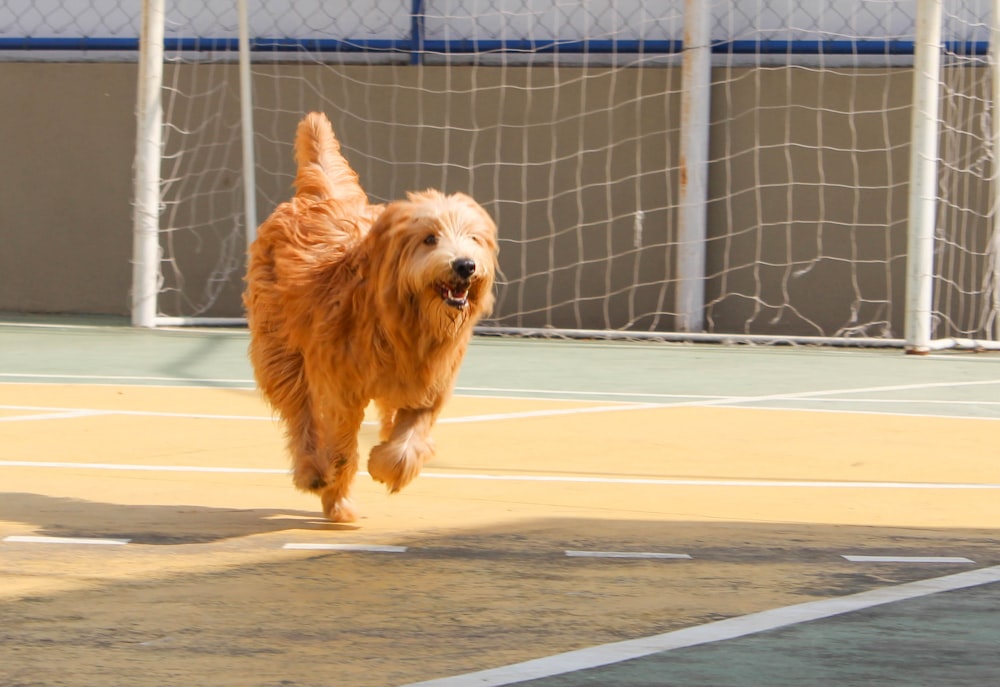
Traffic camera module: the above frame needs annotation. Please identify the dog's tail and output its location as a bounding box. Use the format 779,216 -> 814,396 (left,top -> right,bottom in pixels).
293,112 -> 368,208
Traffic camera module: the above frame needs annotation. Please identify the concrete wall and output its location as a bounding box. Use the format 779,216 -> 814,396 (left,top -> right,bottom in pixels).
0,63 -> 137,315
0,61 -> 988,337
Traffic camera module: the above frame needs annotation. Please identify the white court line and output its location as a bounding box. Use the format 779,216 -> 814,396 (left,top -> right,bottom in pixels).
2,376 -> 1000,426
0,403 -> 273,422
0,393 -> 997,428
4,373 -> 1000,408
802,397 -> 1000,407
401,564 -> 1000,687
677,378 -> 1000,411
439,403 -> 660,424
705,404 -> 1000,423
0,372 -> 253,386
0,460 -> 286,474
1,461 -> 998,490
456,380 -> 1000,422
419,472 -> 1000,490
843,555 -> 975,564
4,535 -> 130,546
456,386 -> 721,401
0,409 -> 110,423
282,543 -> 407,553
565,550 -> 692,560
0,402 -> 648,426
459,379 -> 1000,407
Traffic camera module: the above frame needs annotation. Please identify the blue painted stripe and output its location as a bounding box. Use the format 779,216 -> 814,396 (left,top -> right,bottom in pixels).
0,36 -> 989,57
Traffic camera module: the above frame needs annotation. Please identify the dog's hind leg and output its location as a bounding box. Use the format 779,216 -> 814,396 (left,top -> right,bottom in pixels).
367,407 -> 437,493
285,401 -> 327,493
252,346 -> 328,495
249,340 -> 330,495
314,402 -> 365,523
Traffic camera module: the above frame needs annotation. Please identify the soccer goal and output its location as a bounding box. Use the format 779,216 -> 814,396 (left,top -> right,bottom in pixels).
132,0 -> 1000,351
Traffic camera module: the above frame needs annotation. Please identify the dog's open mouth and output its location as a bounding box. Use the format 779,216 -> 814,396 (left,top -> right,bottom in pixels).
436,281 -> 471,309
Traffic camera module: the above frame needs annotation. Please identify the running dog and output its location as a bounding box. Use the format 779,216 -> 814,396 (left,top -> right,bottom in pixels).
244,112 -> 498,522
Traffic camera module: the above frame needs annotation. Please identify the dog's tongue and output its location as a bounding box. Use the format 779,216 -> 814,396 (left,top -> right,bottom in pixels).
449,287 -> 468,301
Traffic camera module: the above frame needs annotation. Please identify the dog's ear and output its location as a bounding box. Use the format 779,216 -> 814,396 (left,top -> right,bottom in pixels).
363,200 -> 419,303
447,192 -> 499,256
366,200 -> 414,253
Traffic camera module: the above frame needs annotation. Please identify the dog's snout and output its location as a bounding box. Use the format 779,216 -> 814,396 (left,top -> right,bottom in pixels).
452,258 -> 476,279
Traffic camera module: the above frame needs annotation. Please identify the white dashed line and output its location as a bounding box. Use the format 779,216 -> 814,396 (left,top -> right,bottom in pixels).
0,409 -> 111,423
565,550 -> 692,560
3,535 -> 131,546
282,543 -> 407,553
842,555 -> 975,564
2,461 -> 999,490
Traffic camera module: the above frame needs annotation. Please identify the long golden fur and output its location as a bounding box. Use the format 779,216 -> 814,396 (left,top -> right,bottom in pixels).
244,112 -> 498,522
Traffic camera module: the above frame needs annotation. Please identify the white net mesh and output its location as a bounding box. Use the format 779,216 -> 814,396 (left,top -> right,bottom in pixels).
932,7 -> 999,343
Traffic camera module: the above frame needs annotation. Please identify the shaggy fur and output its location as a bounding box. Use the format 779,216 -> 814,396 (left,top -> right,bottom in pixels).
244,112 -> 498,522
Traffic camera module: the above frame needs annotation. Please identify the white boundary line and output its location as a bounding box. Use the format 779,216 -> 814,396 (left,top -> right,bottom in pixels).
0,372 -> 254,385
438,403 -> 659,423
0,393 -> 997,426
419,473 -> 1000,489
565,550 -> 692,560
3,535 -> 131,546
703,404 -> 1000,423
401,565 -> 1000,687
1,461 -> 998,490
0,322 -> 131,331
0,404 -> 275,423
0,409 -> 111,423
282,543 -> 407,553
0,402 -> 650,425
843,555 -> 975,564
3,373 -> 1000,404
3,321 -> 998,361
1,377 -> 997,427
799,397 -> 1000,407
0,460 -> 287,474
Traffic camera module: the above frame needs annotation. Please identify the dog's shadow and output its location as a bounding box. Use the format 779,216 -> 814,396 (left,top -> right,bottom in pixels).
0,492 -> 351,545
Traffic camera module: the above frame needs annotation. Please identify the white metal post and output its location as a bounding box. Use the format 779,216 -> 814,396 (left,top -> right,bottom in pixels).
131,0 -> 165,327
991,0 -> 1000,341
237,0 -> 258,247
904,0 -> 943,353
675,0 -> 712,333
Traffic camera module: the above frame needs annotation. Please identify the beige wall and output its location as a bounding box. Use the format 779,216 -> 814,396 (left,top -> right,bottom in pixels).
0,62 -> 988,337
0,63 -> 137,315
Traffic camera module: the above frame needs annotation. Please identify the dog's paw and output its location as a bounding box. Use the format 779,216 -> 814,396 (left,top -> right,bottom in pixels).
292,465 -> 327,493
321,492 -> 358,523
367,435 -> 434,493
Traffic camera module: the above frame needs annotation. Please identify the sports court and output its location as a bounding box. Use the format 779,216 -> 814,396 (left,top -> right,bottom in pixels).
1,317 -> 998,686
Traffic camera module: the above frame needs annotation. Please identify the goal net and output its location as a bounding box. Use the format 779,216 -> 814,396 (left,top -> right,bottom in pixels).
133,0 -> 998,348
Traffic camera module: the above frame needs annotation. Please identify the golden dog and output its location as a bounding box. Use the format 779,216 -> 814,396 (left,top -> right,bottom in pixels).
244,112 -> 498,522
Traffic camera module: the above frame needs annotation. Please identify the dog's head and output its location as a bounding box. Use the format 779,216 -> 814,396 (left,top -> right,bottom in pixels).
366,189 -> 498,329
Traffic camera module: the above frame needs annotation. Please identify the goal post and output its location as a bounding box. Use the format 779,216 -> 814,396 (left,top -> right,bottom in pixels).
675,0 -> 712,334
236,0 -> 258,249
131,0 -> 165,329
126,0 -> 999,349
904,0 -> 944,353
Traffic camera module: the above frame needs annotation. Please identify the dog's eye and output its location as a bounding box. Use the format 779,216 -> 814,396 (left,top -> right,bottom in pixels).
423,234 -> 439,246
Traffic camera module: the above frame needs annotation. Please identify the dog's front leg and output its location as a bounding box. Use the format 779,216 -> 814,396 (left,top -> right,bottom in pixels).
367,407 -> 437,493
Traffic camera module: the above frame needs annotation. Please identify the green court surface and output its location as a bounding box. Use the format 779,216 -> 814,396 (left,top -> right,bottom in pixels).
489,575 -> 1000,687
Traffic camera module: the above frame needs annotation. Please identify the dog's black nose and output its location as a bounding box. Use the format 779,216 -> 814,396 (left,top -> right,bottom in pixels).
452,258 -> 476,279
